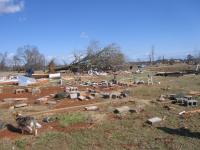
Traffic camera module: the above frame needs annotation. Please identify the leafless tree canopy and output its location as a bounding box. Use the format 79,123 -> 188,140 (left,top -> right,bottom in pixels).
14,45 -> 45,70
71,41 -> 126,71
0,52 -> 8,70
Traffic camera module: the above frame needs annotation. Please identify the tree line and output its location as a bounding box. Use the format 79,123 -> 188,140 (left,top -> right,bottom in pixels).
0,45 -> 45,71
0,41 -> 126,72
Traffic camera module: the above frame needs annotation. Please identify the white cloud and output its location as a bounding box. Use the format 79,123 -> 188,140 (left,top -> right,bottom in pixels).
0,0 -> 24,14
80,32 -> 89,39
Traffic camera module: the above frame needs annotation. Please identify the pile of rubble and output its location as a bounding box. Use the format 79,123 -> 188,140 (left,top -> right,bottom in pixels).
157,93 -> 198,107
80,80 -> 130,87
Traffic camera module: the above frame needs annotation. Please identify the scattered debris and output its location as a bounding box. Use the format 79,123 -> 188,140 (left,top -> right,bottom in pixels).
157,95 -> 166,101
54,92 -> 69,100
43,116 -> 57,123
168,94 -> 176,100
163,105 -> 175,110
134,79 -> 145,85
0,75 -> 18,85
15,113 -> 41,136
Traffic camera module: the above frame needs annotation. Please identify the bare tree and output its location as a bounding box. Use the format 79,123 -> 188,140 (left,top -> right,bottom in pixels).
15,45 -> 45,70
86,42 -> 125,71
0,52 -> 8,70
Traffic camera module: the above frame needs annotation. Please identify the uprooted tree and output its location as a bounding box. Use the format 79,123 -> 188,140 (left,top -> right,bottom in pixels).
68,41 -> 126,72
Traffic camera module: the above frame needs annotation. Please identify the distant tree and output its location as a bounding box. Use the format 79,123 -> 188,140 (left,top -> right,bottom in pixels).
12,55 -> 22,71
169,58 -> 175,65
0,52 -> 8,70
15,45 -> 45,70
186,54 -> 194,64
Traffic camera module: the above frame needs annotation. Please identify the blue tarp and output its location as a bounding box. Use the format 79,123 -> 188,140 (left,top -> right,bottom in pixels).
18,76 -> 37,86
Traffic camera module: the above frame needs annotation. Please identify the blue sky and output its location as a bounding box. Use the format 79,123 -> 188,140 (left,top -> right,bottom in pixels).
0,0 -> 200,62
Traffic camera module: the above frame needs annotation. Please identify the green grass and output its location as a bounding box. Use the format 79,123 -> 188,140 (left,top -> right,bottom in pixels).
0,139 -> 13,150
15,139 -> 27,150
31,132 -> 68,150
58,113 -> 87,127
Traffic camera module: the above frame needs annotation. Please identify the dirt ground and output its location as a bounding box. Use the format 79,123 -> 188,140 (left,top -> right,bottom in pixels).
0,65 -> 200,150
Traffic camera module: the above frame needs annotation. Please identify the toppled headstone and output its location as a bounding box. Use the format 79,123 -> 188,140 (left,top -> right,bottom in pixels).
47,101 -> 57,105
114,106 -> 130,114
78,95 -> 86,101
84,106 -> 99,111
32,88 -> 41,95
3,98 -> 28,103
147,117 -> 162,125
36,97 -> 48,103
14,103 -> 28,108
26,88 -> 32,93
86,95 -> 95,100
